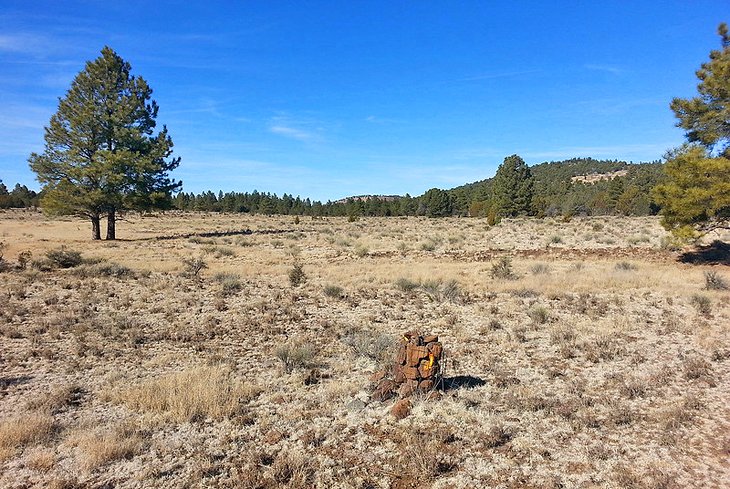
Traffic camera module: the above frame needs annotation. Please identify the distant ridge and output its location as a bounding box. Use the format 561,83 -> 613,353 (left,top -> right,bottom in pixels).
333,194 -> 402,204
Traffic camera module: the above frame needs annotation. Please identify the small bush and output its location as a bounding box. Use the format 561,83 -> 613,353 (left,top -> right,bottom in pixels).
17,250 -> 32,270
690,294 -> 712,315
419,241 -> 436,252
549,235 -> 563,244
395,277 -> 419,292
93,262 -> 134,278
340,328 -> 395,366
614,261 -> 638,271
289,262 -> 307,287
530,263 -> 550,275
275,342 -> 316,373
354,245 -> 369,258
704,270 -> 728,290
490,256 -> 515,280
181,256 -> 207,278
215,273 -> 242,296
46,247 -> 83,268
528,305 -> 550,324
323,284 -> 344,298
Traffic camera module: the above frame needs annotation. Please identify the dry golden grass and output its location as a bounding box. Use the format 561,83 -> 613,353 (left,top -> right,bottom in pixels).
107,365 -> 261,423
0,210 -> 728,487
0,412 -> 54,461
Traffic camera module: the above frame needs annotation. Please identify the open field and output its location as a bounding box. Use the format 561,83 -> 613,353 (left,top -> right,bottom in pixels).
0,210 -> 728,488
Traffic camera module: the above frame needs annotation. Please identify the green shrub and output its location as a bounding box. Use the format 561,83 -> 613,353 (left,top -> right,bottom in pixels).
46,247 -> 83,268
528,305 -> 550,324
395,278 -> 419,292
275,342 -> 316,373
323,284 -> 344,298
289,262 -> 307,287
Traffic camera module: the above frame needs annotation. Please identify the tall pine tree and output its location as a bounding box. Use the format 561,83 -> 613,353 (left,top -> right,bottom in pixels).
491,154 -> 534,217
29,46 -> 181,240
654,24 -> 730,238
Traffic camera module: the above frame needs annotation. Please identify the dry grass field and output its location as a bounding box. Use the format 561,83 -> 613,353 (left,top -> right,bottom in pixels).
0,209 -> 728,488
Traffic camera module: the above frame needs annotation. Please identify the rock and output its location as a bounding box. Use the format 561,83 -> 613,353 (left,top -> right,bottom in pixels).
369,369 -> 387,382
418,379 -> 434,391
402,365 -> 419,380
427,342 -> 443,358
423,334 -> 439,343
406,345 -> 429,366
393,364 -> 406,383
371,379 -> 396,401
418,358 -> 436,378
390,399 -> 412,420
398,379 -> 418,398
395,345 -> 406,365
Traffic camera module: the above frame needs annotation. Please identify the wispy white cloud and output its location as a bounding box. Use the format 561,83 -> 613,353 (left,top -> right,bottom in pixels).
584,64 -> 624,75
365,115 -> 405,124
269,125 -> 319,142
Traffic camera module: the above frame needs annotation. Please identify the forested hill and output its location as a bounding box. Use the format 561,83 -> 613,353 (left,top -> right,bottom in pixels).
448,158 -> 664,217
2,157 -> 665,217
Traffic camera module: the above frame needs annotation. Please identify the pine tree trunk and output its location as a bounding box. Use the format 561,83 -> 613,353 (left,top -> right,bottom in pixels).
91,214 -> 101,240
106,209 -> 116,240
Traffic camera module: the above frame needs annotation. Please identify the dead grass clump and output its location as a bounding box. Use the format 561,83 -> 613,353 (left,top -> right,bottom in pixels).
270,451 -> 317,487
73,423 -> 143,471
615,261 -> 638,271
659,394 -> 704,432
584,333 -> 624,362
393,429 -> 458,485
24,446 -> 56,472
340,327 -> 395,366
682,355 -> 713,382
214,272 -> 242,295
112,366 -> 259,423
26,383 -> 84,413
0,412 -> 54,460
530,263 -> 551,275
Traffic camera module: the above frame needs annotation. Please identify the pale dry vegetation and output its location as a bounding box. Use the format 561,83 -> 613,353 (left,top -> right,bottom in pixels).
0,209 -> 728,487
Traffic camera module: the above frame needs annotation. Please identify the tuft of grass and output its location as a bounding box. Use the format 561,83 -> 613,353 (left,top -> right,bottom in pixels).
73,423 -> 143,471
690,294 -> 712,315
549,235 -> 563,244
704,270 -> 728,290
527,305 -> 550,324
614,261 -> 638,271
395,277 -> 419,292
214,272 -> 242,296
276,342 -> 317,373
323,284 -> 345,299
530,263 -> 551,275
110,366 -> 259,423
0,412 -> 54,461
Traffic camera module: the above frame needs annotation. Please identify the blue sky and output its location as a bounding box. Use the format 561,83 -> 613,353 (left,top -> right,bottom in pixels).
0,2 -> 727,201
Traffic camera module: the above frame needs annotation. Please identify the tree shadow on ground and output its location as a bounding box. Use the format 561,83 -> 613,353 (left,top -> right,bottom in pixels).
678,240 -> 730,266
119,228 -> 297,242
442,375 -> 486,391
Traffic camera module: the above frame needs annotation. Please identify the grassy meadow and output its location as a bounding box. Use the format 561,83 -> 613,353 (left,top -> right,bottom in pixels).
0,209 -> 728,488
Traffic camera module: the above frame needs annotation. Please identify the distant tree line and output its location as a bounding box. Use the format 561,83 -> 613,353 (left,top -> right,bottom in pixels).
0,180 -> 40,208
6,157 -> 665,218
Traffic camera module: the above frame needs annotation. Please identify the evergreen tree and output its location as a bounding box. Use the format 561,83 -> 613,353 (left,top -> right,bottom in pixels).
28,46 -> 181,240
491,154 -> 534,217
655,24 -> 730,238
422,188 -> 452,217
